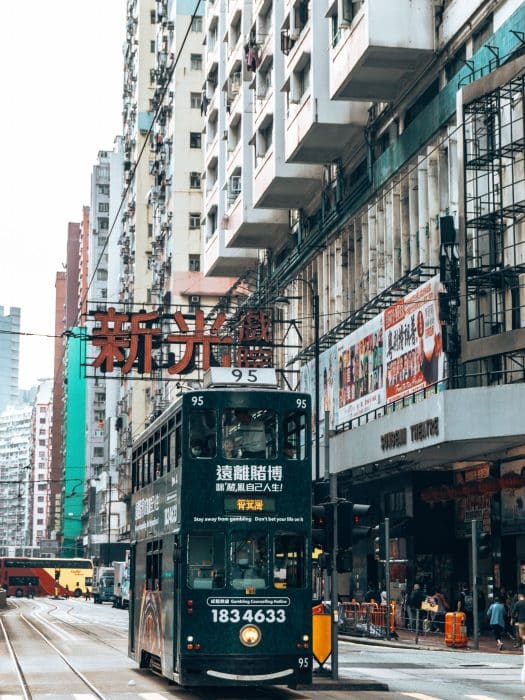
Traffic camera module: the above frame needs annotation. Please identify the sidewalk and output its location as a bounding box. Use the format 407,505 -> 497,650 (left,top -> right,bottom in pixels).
342,627 -> 524,655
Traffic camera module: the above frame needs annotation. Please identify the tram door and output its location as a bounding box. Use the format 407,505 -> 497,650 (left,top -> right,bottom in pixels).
173,538 -> 181,670
129,545 -> 136,653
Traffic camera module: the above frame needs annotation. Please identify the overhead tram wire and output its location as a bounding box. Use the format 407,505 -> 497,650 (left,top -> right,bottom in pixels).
80,0 -> 204,312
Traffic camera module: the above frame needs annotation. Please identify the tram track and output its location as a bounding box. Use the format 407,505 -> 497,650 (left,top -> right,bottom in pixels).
31,598 -> 128,654
0,607 -> 108,700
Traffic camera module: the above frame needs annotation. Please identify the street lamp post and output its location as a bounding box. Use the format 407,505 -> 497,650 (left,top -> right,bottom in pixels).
276,278 -> 320,480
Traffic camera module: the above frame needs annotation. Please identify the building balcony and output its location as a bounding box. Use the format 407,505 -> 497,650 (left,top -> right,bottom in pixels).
203,228 -> 259,277
253,146 -> 323,209
285,91 -> 368,163
330,0 -> 434,102
223,190 -> 289,249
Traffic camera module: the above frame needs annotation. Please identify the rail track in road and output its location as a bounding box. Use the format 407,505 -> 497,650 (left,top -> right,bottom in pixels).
0,609 -> 107,699
32,598 -> 128,655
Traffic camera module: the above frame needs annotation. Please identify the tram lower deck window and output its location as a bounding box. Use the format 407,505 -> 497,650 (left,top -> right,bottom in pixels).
188,533 -> 225,589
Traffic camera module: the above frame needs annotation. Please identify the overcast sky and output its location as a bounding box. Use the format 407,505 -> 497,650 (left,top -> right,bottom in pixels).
0,1 -> 125,388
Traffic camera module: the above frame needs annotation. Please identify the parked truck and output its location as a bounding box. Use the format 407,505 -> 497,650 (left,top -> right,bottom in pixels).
92,565 -> 115,604
112,553 -> 130,609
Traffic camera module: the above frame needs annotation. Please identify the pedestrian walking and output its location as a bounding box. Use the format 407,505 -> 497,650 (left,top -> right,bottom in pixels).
64,584 -> 70,599
27,582 -> 34,599
430,588 -> 449,632
407,583 -> 425,632
486,596 -> 507,651
84,586 -> 91,600
512,592 -> 525,646
457,585 -> 474,635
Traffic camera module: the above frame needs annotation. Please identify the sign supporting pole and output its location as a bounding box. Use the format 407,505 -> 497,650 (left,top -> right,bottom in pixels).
385,517 -> 391,638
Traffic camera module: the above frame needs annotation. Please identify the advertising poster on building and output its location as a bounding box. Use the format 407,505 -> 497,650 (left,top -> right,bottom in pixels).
454,465 -> 492,538
299,275 -> 444,428
501,459 -> 525,535
336,314 -> 385,424
384,276 -> 444,403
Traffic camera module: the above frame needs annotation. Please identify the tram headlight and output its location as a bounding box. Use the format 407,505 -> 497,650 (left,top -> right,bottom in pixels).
302,634 -> 309,642
239,624 -> 261,647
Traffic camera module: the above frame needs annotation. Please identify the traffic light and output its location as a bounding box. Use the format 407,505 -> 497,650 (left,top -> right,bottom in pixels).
477,531 -> 490,558
338,501 -> 372,550
373,522 -> 387,561
312,503 -> 333,550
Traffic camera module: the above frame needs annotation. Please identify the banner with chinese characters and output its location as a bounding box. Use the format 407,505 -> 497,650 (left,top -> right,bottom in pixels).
384,276 -> 444,403
85,306 -> 274,378
300,275 -> 444,431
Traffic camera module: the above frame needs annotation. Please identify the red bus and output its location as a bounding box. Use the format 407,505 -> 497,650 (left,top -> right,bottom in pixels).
0,557 -> 94,598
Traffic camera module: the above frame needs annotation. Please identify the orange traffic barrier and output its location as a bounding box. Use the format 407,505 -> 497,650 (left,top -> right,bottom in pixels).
445,611 -> 467,647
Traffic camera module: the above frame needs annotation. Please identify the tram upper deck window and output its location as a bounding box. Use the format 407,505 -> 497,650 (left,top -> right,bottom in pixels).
273,534 -> 305,589
231,534 -> 268,590
222,409 -> 276,459
189,410 -> 216,457
283,410 -> 307,460
187,533 -> 225,589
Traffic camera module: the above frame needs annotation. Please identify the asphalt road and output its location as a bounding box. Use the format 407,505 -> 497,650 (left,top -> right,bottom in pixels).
1,597 -> 525,699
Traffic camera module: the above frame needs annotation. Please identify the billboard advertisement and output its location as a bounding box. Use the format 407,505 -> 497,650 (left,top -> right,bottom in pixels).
300,275 -> 445,433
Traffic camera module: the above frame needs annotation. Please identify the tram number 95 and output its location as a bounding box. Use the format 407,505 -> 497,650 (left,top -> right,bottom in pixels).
211,608 -> 286,623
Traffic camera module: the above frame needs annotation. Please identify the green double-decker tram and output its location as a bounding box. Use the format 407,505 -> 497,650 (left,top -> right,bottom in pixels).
129,368 -> 313,687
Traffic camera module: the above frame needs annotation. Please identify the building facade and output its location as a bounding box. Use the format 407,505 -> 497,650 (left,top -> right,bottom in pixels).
0,306 -> 21,415
199,0 -> 525,605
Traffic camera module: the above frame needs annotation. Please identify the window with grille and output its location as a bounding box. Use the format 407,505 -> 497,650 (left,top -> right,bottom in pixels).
190,54 -> 202,70
189,254 -> 201,272
190,172 -> 201,189
189,213 -> 200,229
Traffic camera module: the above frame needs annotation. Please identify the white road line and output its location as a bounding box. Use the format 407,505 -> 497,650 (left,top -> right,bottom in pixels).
0,695 -> 24,700
73,696 -> 97,700
465,696 -> 500,700
401,694 -> 443,700
139,694 -> 171,700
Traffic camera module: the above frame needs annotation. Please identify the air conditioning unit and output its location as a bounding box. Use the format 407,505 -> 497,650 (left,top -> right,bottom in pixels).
189,295 -> 201,305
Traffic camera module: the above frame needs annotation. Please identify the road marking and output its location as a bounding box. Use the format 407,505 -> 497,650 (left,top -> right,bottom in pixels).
401,694 -> 443,700
73,696 -> 97,700
466,696 -> 500,700
139,694 -> 171,700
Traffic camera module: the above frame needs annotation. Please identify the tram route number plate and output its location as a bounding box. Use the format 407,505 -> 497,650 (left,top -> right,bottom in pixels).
203,368 -> 278,387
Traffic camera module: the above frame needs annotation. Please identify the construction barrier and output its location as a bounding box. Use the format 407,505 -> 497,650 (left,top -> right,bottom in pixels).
339,600 -> 396,639
445,611 -> 468,648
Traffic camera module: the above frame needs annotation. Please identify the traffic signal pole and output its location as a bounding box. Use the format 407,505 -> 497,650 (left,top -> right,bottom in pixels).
385,518 -> 391,638
472,519 -> 479,650
330,471 -> 339,680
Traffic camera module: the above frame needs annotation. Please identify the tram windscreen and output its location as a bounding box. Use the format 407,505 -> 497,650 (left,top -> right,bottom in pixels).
222,409 -> 276,459
273,534 -> 306,588
230,534 -> 268,589
187,532 -> 225,589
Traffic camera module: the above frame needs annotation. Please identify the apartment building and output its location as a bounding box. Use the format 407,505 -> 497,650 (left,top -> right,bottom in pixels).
0,406 -> 32,556
0,306 -> 20,415
200,0 -> 525,601
30,380 -> 53,549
